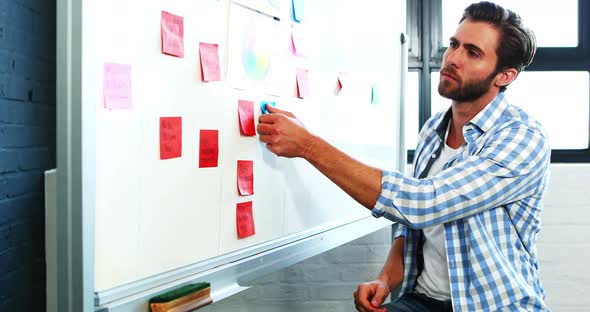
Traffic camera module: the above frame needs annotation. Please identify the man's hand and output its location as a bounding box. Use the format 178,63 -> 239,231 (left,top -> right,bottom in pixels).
353,279 -> 390,312
257,105 -> 315,159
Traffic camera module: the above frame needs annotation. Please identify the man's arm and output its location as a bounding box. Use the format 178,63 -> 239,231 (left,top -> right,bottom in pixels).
258,105 -> 550,229
305,135 -> 382,209
378,236 -> 405,290
373,124 -> 550,228
257,106 -> 383,209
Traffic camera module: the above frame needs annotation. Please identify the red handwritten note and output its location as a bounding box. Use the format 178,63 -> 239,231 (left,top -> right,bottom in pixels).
238,100 -> 256,136
160,117 -> 182,159
103,63 -> 132,110
237,160 -> 254,195
161,11 -> 184,57
236,201 -> 255,239
296,68 -> 310,99
199,42 -> 221,81
199,129 -> 219,168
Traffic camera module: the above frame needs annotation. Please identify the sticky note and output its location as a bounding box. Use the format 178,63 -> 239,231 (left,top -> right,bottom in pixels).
260,101 -> 275,114
292,0 -> 304,23
199,130 -> 219,168
371,84 -> 380,105
296,68 -> 310,99
238,100 -> 256,136
161,11 -> 184,58
160,117 -> 182,159
199,42 -> 221,82
290,24 -> 307,56
103,63 -> 132,110
237,160 -> 254,196
236,201 -> 255,239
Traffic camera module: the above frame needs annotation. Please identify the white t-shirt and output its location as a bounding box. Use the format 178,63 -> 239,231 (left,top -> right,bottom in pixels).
414,126 -> 460,301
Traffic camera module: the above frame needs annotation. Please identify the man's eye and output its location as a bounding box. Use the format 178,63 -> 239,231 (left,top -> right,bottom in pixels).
468,50 -> 479,57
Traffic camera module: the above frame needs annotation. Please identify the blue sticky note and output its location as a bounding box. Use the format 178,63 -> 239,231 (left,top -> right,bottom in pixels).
292,0 -> 304,23
261,101 -> 276,114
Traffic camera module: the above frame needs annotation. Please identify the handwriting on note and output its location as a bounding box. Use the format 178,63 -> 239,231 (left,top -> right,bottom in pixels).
199,129 -> 219,168
103,63 -> 132,110
161,11 -> 184,57
238,100 -> 256,136
236,201 -> 255,239
199,42 -> 221,81
237,160 -> 254,195
160,117 -> 182,159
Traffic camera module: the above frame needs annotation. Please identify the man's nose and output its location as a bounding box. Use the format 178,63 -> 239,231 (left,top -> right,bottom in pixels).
444,48 -> 461,69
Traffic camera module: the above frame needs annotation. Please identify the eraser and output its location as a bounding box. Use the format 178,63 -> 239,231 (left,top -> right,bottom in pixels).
260,101 -> 276,114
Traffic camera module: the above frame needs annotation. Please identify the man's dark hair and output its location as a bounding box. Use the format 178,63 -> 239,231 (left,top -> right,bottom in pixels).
460,1 -> 537,92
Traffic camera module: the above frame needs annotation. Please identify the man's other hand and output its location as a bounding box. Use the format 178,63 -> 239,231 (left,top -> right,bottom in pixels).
353,280 -> 389,312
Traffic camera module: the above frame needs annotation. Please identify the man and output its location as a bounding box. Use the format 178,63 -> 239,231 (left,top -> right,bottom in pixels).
257,1 -> 549,311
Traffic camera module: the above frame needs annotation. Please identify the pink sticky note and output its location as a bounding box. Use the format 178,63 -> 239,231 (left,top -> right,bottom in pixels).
103,63 -> 132,110
160,117 -> 182,159
161,11 -> 184,57
296,68 -> 310,99
199,42 -> 221,81
199,129 -> 219,168
236,201 -> 255,239
290,24 -> 307,56
238,100 -> 256,136
237,160 -> 254,196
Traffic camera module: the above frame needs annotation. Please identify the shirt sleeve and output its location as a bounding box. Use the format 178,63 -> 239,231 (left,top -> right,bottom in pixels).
372,125 -> 550,229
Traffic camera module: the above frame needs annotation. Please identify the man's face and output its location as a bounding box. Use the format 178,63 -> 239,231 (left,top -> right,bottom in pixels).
438,19 -> 501,102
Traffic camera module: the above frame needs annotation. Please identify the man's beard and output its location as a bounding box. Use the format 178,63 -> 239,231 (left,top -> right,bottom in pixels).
438,67 -> 497,102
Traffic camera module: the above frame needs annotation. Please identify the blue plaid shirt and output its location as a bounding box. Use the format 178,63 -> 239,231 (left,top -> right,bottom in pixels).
372,93 -> 551,311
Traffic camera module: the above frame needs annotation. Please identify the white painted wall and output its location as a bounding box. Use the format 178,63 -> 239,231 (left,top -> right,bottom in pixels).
202,164 -> 590,311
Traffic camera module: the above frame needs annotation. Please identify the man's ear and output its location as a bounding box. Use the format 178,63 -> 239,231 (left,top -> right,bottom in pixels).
494,68 -> 518,89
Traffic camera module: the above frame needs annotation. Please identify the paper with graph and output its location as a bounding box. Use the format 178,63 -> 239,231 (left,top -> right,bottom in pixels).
227,2 -> 291,96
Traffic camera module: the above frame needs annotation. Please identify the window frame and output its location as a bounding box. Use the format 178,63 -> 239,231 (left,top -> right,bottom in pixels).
407,0 -> 590,163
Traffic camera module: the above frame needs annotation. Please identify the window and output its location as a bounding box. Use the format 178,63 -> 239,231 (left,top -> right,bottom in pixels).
406,71 -> 420,150
406,0 -> 590,162
442,0 -> 578,47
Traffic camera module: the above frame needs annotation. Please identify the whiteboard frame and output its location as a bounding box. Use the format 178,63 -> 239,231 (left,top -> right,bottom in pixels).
54,0 -> 408,310
56,0 -> 95,311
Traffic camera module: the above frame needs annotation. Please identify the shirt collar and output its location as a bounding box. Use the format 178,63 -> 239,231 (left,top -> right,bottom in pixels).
469,92 -> 508,133
434,92 -> 508,141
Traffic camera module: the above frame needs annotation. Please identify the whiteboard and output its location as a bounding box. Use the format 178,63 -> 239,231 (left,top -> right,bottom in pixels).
55,0 -> 407,310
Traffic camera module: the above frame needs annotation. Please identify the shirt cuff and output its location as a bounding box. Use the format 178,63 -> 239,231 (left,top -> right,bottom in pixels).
373,169 -> 405,220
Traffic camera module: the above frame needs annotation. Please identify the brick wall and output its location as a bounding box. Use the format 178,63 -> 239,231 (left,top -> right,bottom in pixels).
0,0 -> 56,310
